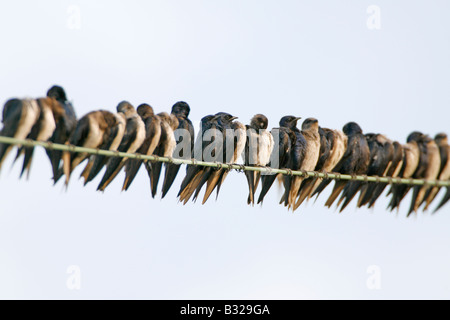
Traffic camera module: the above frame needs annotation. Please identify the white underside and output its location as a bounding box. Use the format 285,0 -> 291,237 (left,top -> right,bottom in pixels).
15,99 -> 40,140
36,105 -> 56,141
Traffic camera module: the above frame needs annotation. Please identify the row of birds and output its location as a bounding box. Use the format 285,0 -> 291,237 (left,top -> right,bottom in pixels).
0,85 -> 449,215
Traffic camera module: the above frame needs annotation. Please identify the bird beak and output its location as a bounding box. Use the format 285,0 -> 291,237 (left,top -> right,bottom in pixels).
295,117 -> 302,121
230,116 -> 238,121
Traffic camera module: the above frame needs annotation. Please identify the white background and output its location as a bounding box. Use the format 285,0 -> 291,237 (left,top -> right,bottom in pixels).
0,1 -> 449,299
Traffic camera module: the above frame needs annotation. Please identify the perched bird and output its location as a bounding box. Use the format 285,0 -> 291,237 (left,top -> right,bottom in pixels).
79,110 -> 126,186
200,113 -> 246,204
407,133 -> 441,216
121,104 -> 161,191
294,126 -> 346,209
45,85 -> 77,182
160,102 -> 195,198
243,114 -> 274,205
147,112 -> 179,198
387,132 -> 421,212
257,116 -> 300,204
423,133 -> 450,211
178,114 -> 221,204
186,113 -> 242,204
0,99 -> 40,170
354,134 -> 395,209
278,116 -> 308,209
182,114 -> 230,204
60,110 -> 124,186
12,97 -> 63,178
314,122 -> 370,210
363,141 -> 404,209
97,101 -> 146,192
291,118 -> 321,211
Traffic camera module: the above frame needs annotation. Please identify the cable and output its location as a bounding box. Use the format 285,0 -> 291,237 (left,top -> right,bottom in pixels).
0,135 -> 449,187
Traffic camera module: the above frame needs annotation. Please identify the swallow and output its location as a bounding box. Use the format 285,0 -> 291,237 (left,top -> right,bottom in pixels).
289,118 -> 321,211
407,133 -> 441,215
79,110 -> 126,186
423,133 -> 450,211
200,113 -> 246,204
186,113 -> 241,204
243,114 -> 274,205
121,104 -> 162,191
278,116 -> 308,209
294,126 -> 347,208
45,85 -> 77,182
364,141 -> 404,209
355,134 -> 395,209
315,122 -> 370,209
257,116 -> 299,204
147,112 -> 179,198
13,95 -> 68,179
60,109 -> 124,185
0,98 -> 40,171
387,132 -> 421,212
177,114 -> 220,204
160,101 -> 195,198
182,114 -> 229,204
97,101 -> 146,191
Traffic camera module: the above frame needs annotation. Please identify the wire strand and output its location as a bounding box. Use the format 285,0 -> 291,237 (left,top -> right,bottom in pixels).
1,135 -> 449,187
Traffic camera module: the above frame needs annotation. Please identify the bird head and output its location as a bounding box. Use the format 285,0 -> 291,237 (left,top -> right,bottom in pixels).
47,85 -> 67,102
342,122 -> 363,136
435,132 -> 448,145
137,103 -> 155,119
250,114 -> 269,130
117,101 -> 136,118
301,118 -> 319,131
215,112 -> 238,126
171,101 -> 190,118
407,131 -> 424,143
279,116 -> 301,129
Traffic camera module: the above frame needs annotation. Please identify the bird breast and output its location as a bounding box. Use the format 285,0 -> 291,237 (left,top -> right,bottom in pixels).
302,130 -> 321,171
110,114 -> 127,151
426,141 -> 441,179
84,117 -> 104,149
36,102 -> 57,142
259,130 -> 275,166
15,99 -> 40,140
128,117 -> 146,154
233,123 -> 246,163
402,142 -> 420,178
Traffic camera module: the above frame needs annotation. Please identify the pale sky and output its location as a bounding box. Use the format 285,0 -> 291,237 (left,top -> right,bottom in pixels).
0,0 -> 449,299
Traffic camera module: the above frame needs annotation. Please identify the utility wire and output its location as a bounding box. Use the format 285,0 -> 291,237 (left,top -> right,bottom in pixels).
0,135 -> 449,187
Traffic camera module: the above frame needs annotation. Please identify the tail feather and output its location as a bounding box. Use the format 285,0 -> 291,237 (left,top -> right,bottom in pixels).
325,181 -> 346,208
294,178 -> 317,210
150,162 -> 163,198
122,159 -> 144,191
97,157 -> 125,191
161,163 -> 181,199
433,187 -> 450,213
202,171 -> 222,204
245,170 -> 255,205
84,155 -> 109,185
339,181 -> 362,212
311,178 -> 333,200
423,187 -> 440,211
19,146 -> 35,179
257,174 -> 278,204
